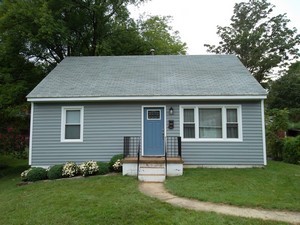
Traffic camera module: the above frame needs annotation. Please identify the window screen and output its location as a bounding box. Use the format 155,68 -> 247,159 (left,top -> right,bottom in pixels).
199,108 -> 222,138
65,110 -> 81,139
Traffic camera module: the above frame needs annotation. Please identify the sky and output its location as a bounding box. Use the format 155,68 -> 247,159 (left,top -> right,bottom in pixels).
128,0 -> 300,55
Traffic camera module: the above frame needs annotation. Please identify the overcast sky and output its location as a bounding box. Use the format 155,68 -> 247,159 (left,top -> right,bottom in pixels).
129,0 -> 300,55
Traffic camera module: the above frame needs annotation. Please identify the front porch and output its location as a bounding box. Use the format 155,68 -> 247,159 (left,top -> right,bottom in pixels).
122,136 -> 184,182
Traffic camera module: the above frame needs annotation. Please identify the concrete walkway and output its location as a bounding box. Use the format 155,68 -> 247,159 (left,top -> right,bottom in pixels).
139,182 -> 300,224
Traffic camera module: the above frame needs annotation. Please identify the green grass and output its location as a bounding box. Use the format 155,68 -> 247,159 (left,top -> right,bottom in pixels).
0,155 -> 288,225
165,161 -> 300,212
288,121 -> 300,129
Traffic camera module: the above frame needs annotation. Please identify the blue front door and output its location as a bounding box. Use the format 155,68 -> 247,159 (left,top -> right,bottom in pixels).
144,107 -> 165,156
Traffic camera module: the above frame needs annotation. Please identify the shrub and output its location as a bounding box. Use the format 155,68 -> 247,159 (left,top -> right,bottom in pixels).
0,128 -> 28,158
267,133 -> 284,160
21,168 -> 32,181
289,108 -> 300,123
97,162 -> 109,175
79,160 -> 99,177
47,165 -> 64,180
62,162 -> 79,177
109,154 -> 123,172
266,109 -> 289,160
113,159 -> 122,172
26,167 -> 48,182
283,136 -> 300,164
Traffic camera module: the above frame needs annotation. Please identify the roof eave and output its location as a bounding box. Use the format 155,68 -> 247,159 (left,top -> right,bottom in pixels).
27,95 -> 267,102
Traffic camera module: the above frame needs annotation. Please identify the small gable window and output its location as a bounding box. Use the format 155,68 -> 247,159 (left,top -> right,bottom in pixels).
61,106 -> 84,142
147,110 -> 161,120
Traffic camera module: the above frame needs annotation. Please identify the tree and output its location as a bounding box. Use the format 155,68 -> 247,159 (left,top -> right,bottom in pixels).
138,15 -> 187,55
0,0 -> 187,156
267,61 -> 300,109
204,0 -> 300,85
0,0 -> 147,66
0,1 -> 185,65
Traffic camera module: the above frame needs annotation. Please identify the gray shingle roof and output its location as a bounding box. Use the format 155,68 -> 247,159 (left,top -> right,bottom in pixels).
27,55 -> 266,99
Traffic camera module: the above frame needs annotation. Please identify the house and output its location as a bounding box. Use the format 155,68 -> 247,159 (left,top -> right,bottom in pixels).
27,55 -> 267,181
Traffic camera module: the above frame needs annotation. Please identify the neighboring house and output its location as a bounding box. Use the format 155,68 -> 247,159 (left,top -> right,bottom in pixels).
27,55 -> 267,181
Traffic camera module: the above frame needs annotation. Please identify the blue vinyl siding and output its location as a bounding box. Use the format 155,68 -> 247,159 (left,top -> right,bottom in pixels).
31,103 -> 141,166
181,102 -> 264,165
31,101 -> 264,166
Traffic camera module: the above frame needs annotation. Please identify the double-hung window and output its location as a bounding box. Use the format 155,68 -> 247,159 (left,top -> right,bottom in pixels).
183,109 -> 195,138
181,105 -> 242,141
226,108 -> 239,139
199,108 -> 222,138
61,106 -> 84,142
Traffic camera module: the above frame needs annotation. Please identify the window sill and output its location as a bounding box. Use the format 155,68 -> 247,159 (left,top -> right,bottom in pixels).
61,139 -> 83,143
182,138 -> 243,142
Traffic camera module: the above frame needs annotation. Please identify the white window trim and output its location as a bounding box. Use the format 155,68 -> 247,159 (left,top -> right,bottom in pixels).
61,106 -> 84,142
180,105 -> 243,142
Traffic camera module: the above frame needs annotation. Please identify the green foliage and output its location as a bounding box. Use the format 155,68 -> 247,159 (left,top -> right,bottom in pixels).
267,62 -> 300,109
0,154 -> 29,179
0,131 -> 28,158
0,52 -> 45,139
26,167 -> 48,182
289,108 -> 300,123
47,165 -> 64,180
0,1 -> 184,63
283,136 -> 300,164
97,162 -> 110,175
138,15 -> 187,55
266,109 -> 289,160
109,154 -> 123,172
0,0 -> 186,138
288,108 -> 300,129
204,0 -> 300,84
20,168 -> 32,181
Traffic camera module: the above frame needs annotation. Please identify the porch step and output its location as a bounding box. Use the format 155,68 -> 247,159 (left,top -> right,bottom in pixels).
122,157 -> 183,179
139,167 -> 165,175
138,174 -> 166,182
138,163 -> 166,182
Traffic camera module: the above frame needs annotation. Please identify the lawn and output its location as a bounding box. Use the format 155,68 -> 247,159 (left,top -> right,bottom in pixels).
0,155 -> 288,225
165,161 -> 300,212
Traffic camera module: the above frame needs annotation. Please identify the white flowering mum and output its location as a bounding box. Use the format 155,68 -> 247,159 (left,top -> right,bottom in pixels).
79,160 -> 99,177
21,168 -> 32,181
112,159 -> 122,172
62,162 -> 79,177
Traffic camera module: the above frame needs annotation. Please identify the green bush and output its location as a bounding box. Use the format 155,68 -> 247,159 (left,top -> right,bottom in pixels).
266,109 -> 289,160
47,165 -> 64,180
97,162 -> 109,175
289,108 -> 300,123
109,154 -> 123,172
21,168 -> 32,181
267,133 -> 284,160
26,167 -> 48,182
283,136 -> 300,164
